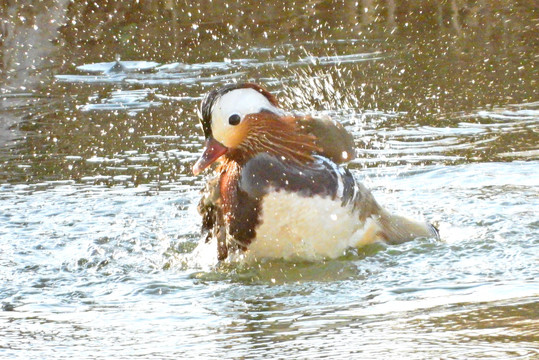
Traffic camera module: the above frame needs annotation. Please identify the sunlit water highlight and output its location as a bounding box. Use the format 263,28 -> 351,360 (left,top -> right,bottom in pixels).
1,161 -> 537,358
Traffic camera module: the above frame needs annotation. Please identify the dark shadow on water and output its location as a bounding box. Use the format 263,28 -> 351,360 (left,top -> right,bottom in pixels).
1,0 -> 537,184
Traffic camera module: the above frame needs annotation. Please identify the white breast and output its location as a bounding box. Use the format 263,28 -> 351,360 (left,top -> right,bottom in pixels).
243,190 -> 383,262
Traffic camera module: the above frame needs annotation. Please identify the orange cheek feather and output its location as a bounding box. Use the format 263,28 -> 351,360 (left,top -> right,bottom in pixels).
221,118 -> 251,148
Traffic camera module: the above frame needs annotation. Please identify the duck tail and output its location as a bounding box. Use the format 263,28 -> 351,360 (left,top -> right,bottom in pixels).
377,211 -> 440,244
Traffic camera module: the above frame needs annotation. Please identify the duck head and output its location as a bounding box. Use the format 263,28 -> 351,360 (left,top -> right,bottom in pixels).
193,83 -> 316,175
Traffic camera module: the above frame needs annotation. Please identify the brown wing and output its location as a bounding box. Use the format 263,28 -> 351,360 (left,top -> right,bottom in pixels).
295,116 -> 356,164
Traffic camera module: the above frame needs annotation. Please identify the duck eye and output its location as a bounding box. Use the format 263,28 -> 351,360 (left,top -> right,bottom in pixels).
228,114 -> 241,126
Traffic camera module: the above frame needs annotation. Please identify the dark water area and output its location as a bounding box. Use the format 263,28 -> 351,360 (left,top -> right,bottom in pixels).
1,1 -> 538,359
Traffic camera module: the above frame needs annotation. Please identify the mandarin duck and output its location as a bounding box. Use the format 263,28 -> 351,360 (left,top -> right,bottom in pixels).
193,83 -> 439,262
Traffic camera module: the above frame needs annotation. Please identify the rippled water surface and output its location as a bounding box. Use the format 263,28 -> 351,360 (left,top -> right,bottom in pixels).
1,1 -> 538,359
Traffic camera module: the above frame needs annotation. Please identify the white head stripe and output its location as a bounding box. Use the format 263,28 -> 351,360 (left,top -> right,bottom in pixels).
211,88 -> 284,146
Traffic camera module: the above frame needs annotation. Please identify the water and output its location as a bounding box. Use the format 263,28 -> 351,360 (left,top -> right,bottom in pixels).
1,1 -> 538,359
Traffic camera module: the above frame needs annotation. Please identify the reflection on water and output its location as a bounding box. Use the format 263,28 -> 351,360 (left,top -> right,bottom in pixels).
0,1 -> 538,359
